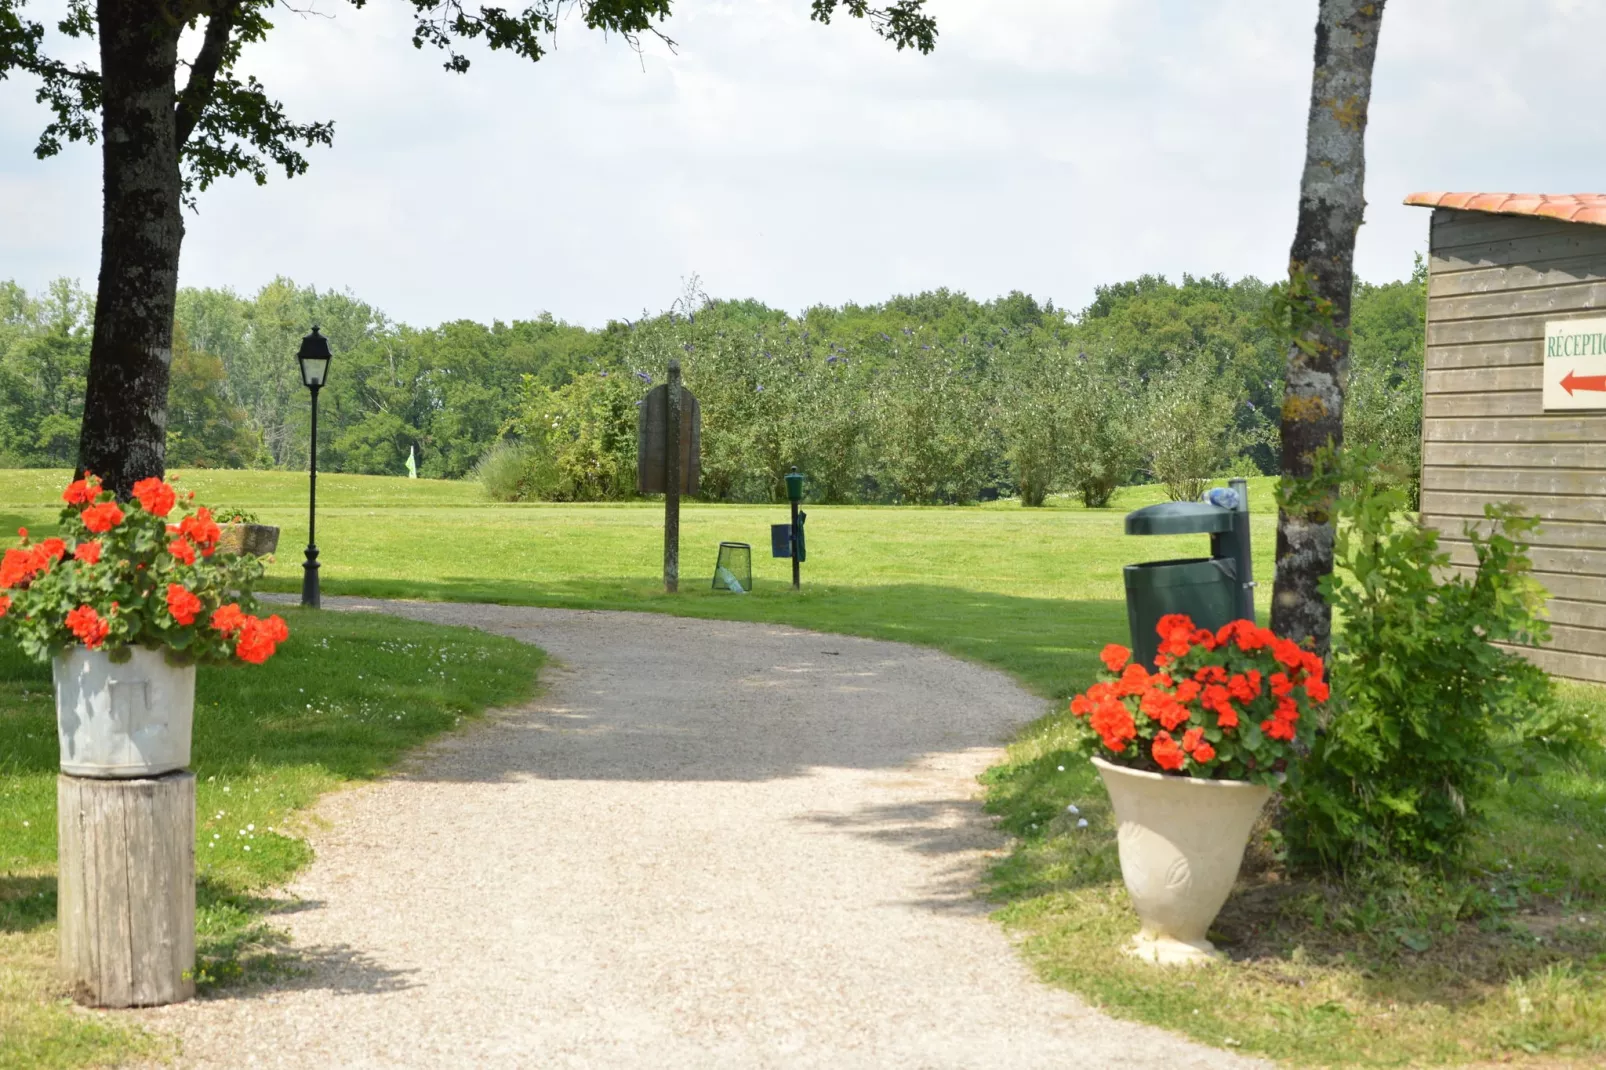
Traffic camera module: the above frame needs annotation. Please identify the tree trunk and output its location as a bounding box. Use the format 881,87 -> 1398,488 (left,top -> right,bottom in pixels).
76,0 -> 186,497
1271,0 -> 1386,656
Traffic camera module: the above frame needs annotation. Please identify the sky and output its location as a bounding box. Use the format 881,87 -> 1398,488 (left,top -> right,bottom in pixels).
2,0 -> 1601,329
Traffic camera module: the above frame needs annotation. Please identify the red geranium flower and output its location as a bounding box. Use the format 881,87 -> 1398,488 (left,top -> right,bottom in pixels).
40,538 -> 66,561
1272,637 -> 1305,671
1191,743 -> 1216,763
211,602 -> 248,637
0,546 -> 48,589
234,614 -> 289,664
168,538 -> 197,566
1116,661 -> 1150,697
165,584 -> 203,626
1099,644 -> 1130,674
1090,698 -> 1138,753
80,501 -> 124,534
1151,731 -> 1187,771
0,594 -> 10,617
73,540 -> 101,564
62,477 -> 101,505
180,507 -> 221,551
65,605 -> 110,649
131,477 -> 177,518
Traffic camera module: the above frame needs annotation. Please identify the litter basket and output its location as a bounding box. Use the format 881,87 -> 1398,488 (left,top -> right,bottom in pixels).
1122,478 -> 1254,669
713,542 -> 752,593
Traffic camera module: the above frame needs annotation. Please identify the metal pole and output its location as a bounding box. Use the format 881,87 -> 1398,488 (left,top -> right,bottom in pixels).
664,359 -> 681,593
1228,476 -> 1253,622
301,385 -> 321,609
790,498 -> 800,591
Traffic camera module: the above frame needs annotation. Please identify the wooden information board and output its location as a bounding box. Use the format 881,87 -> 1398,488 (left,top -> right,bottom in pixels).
636,384 -> 701,495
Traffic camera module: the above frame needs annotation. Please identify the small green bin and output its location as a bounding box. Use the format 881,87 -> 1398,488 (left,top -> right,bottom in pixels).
1123,557 -> 1239,670
1121,483 -> 1254,669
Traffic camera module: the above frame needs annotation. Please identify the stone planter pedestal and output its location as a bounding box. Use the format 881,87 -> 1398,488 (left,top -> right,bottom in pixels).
1093,756 -> 1270,966
216,522 -> 279,557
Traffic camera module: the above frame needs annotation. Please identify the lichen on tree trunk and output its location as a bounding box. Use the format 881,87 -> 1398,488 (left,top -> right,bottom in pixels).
1272,0 -> 1386,657
76,0 -> 186,497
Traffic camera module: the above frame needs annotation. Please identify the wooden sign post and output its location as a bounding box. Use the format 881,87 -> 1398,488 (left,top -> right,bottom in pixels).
636,362 -> 700,593
664,360 -> 682,592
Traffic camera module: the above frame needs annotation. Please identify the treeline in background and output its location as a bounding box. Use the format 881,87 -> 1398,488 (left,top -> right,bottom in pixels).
0,264 -> 1424,505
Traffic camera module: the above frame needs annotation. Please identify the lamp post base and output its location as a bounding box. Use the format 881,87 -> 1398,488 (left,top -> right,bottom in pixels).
301,547 -> 320,609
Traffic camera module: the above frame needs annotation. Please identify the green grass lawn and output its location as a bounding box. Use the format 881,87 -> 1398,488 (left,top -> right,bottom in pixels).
0,468 -> 1280,701
3,468 -> 1604,1067
0,607 -> 544,1070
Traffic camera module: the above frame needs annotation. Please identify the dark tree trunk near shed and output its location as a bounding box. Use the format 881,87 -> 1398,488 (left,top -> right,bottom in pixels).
76,0 -> 187,497
1271,0 -> 1386,657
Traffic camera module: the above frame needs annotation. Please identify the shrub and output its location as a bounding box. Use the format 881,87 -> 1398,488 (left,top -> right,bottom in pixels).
472,440 -> 538,502
1060,356 -> 1144,507
995,334 -> 1077,507
1144,351 -> 1252,501
1284,447 -> 1553,871
870,346 -> 992,504
506,369 -> 638,501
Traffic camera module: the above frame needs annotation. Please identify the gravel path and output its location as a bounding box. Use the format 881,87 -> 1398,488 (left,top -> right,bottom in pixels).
139,599 -> 1262,1069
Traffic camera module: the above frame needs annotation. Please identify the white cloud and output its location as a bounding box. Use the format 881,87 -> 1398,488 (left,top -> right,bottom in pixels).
0,1 -> 1598,327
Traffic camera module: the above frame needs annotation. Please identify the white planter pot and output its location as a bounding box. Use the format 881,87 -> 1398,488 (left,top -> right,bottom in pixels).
54,647 -> 196,778
1092,756 -> 1270,966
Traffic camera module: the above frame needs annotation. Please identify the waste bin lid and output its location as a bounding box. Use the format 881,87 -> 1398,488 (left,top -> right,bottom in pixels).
1124,501 -> 1235,536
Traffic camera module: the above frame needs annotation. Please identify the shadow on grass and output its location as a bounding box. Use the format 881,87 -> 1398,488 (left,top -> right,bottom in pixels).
195,881 -> 418,997
0,874 -> 55,933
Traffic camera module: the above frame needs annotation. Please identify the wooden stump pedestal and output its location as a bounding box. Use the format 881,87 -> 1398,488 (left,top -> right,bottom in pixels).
57,771 -> 196,1007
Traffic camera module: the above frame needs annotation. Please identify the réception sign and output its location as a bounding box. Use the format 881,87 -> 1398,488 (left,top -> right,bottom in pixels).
1543,317 -> 1606,410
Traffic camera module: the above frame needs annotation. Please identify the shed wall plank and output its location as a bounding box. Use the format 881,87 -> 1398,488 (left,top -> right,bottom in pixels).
1429,279 -> 1606,322
1422,391 -> 1538,418
1431,209 -> 1582,248
1423,513 -> 1606,550
1425,340 -> 1540,370
1423,465 -> 1606,496
1422,490 -> 1606,524
1423,415 -> 1606,443
1425,365 -> 1540,394
1434,232 -> 1606,272
1423,441 -> 1606,469
1429,255 -> 1606,297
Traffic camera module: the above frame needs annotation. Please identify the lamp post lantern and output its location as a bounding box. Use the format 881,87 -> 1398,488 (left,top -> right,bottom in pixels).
785,466 -> 805,590
296,327 -> 333,608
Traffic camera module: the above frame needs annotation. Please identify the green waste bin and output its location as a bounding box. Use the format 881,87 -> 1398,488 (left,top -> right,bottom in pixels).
1122,479 -> 1254,669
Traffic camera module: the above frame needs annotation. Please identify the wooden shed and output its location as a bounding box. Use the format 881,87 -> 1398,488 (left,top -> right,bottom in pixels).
1410,191 -> 1606,682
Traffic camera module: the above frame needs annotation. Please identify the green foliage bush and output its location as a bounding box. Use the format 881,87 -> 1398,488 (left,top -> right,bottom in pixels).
1143,351 -> 1255,501
1344,256 -> 1427,507
1285,447 -> 1554,871
507,370 -> 638,501
472,440 -> 540,502
1,271 -> 1426,501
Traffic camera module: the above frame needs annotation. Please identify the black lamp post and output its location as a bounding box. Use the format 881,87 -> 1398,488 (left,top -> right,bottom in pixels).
296,327 -> 332,608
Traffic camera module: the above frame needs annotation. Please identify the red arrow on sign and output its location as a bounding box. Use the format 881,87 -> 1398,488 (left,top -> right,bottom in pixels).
1561,369 -> 1606,395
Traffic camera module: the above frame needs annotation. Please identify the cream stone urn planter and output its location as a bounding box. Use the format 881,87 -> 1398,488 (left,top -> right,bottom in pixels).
54,647 -> 196,778
1092,756 -> 1270,966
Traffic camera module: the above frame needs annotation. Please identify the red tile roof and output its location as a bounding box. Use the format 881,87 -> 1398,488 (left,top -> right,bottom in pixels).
1405,192 -> 1606,226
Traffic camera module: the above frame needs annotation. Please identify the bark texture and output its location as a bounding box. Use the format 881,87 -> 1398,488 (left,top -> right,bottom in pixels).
1271,0 -> 1386,656
77,0 -> 186,496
